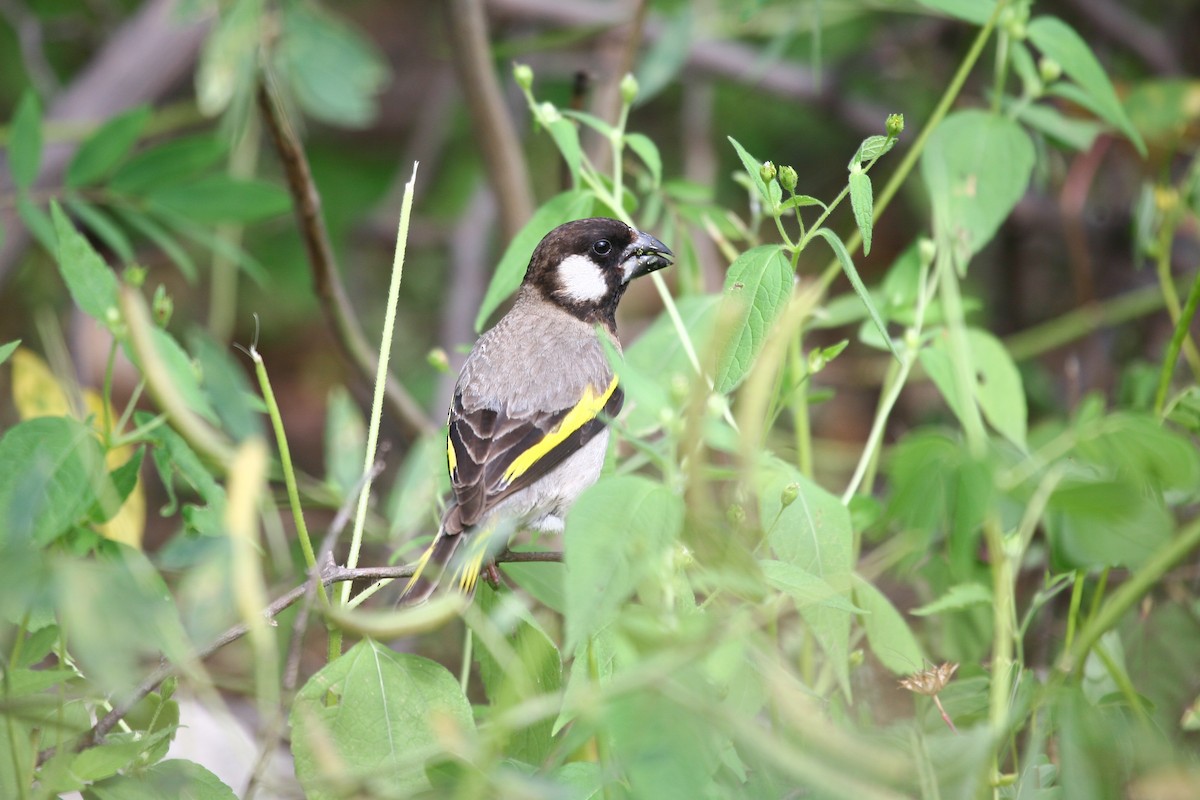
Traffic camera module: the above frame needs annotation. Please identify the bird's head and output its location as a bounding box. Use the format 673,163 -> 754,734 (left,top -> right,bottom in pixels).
524,218 -> 673,327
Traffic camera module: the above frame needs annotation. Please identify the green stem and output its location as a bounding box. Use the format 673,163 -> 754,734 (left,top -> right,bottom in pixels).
788,337 -> 813,477
1154,261 -> 1200,414
935,250 -> 987,455
984,516 -> 1017,793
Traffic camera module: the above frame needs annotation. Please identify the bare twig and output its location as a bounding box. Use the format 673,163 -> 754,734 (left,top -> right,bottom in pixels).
256,76 -> 435,441
442,0 -> 535,240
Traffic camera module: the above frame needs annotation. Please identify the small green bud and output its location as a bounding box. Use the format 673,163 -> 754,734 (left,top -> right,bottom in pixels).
104,306 -> 121,329
123,264 -> 147,287
778,165 -> 798,192
917,236 -> 937,267
537,101 -> 560,123
513,63 -> 533,91
759,161 -> 777,184
807,349 -> 827,374
619,73 -> 639,106
780,482 -> 800,508
885,113 -> 905,138
669,373 -> 689,404
152,285 -> 173,327
427,347 -> 450,373
903,328 -> 920,351
726,504 -> 746,525
1038,57 -> 1062,85
706,393 -> 726,418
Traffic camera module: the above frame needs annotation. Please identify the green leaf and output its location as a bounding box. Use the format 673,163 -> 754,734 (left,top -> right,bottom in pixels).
291,639 -> 474,798
909,582 -> 992,616
8,90 -> 42,190
560,109 -> 616,139
917,0 -> 995,24
90,447 -> 145,524
86,759 -> 236,800
0,339 -> 19,367
921,327 -> 1027,448
1046,480 -> 1171,570
0,418 -> 107,546
727,136 -> 773,208
1073,412 -> 1200,495
813,227 -> 899,359
922,110 -> 1034,268
547,117 -> 583,185
146,176 -> 291,223
473,586 -> 563,763
277,2 -> 389,128
714,245 -> 792,393
64,196 -> 135,265
18,195 -> 56,252
848,167 -> 874,255
1014,101 -> 1103,152
852,575 -> 926,675
111,206 -> 197,281
109,134 -> 229,195
188,330 -> 264,442
780,194 -> 827,212
761,560 -> 862,613
475,190 -> 592,331
608,690 -> 723,800
324,385 -> 366,496
759,457 -> 854,696
66,105 -> 151,187
849,134 -> 896,169
51,201 -> 120,326
564,475 -> 684,650
1027,16 -> 1147,157
195,0 -> 261,117
624,132 -> 662,188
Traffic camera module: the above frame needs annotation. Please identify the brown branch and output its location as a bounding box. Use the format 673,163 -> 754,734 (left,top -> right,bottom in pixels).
441,0 -> 535,240
255,77 -> 435,441
41,548 -> 562,763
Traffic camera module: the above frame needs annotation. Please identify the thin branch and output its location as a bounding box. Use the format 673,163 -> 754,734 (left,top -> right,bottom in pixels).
442,0 -> 535,240
255,76 -> 435,441
40,548 -> 562,763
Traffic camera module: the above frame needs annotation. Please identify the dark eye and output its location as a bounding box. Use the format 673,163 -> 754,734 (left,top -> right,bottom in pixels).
591,239 -> 612,257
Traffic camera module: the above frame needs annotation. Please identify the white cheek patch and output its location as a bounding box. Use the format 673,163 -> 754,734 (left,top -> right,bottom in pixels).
555,254 -> 609,303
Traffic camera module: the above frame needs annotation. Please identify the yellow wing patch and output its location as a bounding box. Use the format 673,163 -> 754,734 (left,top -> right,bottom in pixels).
447,433 -> 458,476
501,374 -> 618,486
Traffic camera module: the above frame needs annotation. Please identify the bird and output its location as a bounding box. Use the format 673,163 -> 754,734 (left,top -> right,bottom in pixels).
399,217 -> 673,603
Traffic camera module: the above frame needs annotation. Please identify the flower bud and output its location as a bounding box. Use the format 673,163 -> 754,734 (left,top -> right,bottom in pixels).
759,161 -> 777,184
513,63 -> 533,91
779,165 -> 798,192
619,73 -> 639,106
885,113 -> 905,138
726,504 -> 746,525
917,236 -> 937,267
780,482 -> 800,508
427,347 -> 450,373
807,349 -> 827,374
152,285 -> 173,327
123,264 -> 147,287
1038,57 -> 1062,85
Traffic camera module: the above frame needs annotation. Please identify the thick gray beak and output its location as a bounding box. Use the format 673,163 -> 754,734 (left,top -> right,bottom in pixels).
621,230 -> 674,283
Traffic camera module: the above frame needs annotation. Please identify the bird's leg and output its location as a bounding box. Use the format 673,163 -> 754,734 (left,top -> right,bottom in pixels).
482,562 -> 503,588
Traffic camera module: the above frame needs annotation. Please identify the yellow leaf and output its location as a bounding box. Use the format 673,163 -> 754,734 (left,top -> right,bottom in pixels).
11,348 -> 70,419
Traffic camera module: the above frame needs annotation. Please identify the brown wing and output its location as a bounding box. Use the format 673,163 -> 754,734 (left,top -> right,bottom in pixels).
443,380 -> 624,533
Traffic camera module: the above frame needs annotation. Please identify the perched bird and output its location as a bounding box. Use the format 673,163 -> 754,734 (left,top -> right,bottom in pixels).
400,217 -> 673,603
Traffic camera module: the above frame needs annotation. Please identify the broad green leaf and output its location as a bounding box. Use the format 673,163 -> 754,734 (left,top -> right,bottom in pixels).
124,328 -> 219,425
86,759 -> 236,800
475,190 -> 592,331
291,639 -> 474,798
500,551 -> 566,614
1015,101 -> 1103,152
759,457 -> 854,696
565,475 -> 684,650
1123,78 -> 1200,145
1027,17 -> 1146,156
623,294 -> 720,434
1072,412 -> 1200,495
277,2 -> 388,128
51,201 -> 120,325
136,410 -> 227,514
324,384 -> 366,495
852,575 -> 926,674
608,690 -> 722,800
547,117 -> 583,185
8,90 -> 42,190
112,206 -> 198,281
921,110 -> 1034,266
560,109 -> 616,139
109,134 -> 229,194
727,136 -> 773,208
921,327 -> 1027,448
64,196 -> 134,264
0,339 -> 18,367
909,582 -> 992,616
1045,480 -> 1171,570
0,417 -> 107,546
780,194 -> 827,212
848,167 -> 874,254
90,447 -> 145,524
474,586 -> 563,763
624,132 -> 662,187
187,330 -> 264,443
714,245 -> 792,393
813,227 -> 899,359
849,134 -> 896,169
917,0 -> 995,24
761,560 -> 861,614
195,0 -> 261,116
65,105 -> 151,187
146,176 -> 291,223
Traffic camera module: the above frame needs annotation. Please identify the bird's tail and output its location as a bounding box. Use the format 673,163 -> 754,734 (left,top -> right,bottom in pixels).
397,528 -> 462,605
